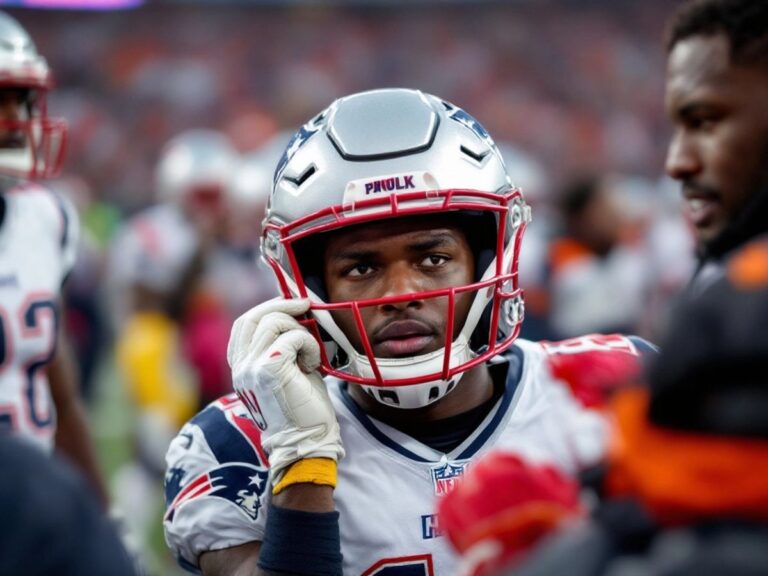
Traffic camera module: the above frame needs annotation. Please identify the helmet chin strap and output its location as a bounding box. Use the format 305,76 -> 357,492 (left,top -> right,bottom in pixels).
350,332 -> 474,379
0,146 -> 34,178
360,369 -> 470,410
353,335 -> 474,410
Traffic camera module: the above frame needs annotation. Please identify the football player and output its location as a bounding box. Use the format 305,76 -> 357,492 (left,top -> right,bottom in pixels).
110,128 -> 240,425
0,11 -> 108,506
163,89 -> 654,575
665,0 -> 768,290
207,137 -> 286,319
109,129 -> 239,557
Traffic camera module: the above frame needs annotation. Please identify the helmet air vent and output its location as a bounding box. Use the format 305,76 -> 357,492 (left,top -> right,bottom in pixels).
284,164 -> 317,188
378,389 -> 400,406
460,145 -> 490,164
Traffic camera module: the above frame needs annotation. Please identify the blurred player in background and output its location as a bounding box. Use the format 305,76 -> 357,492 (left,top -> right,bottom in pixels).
162,88 -> 653,575
110,128 -> 282,566
664,0 -> 768,291
0,10 -> 108,506
110,128 -> 238,438
109,128 -> 238,562
547,175 -> 650,338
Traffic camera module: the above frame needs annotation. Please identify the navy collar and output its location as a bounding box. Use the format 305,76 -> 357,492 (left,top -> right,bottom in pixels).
338,345 -> 525,462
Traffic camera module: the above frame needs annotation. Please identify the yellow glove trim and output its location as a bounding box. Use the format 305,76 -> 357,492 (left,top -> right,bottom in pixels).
272,458 -> 337,495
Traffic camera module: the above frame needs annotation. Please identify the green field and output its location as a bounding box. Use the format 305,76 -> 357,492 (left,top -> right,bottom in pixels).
92,355 -> 188,576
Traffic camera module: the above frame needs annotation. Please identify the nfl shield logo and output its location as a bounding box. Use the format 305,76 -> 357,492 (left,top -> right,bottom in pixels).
431,461 -> 469,496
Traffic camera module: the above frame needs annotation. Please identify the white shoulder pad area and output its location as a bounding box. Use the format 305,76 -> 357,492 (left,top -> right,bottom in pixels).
163,395 -> 271,570
108,204 -> 197,293
20,185 -> 80,281
493,339 -> 610,474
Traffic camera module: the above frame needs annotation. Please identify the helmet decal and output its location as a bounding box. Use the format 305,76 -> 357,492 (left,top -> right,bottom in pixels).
273,114 -> 324,188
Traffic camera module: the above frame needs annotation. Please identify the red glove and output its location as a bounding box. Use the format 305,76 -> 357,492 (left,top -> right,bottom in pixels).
544,334 -> 646,408
438,451 -> 583,576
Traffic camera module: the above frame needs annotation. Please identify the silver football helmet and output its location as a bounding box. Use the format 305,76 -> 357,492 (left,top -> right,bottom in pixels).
263,88 -> 530,409
0,11 -> 66,180
155,129 -> 238,209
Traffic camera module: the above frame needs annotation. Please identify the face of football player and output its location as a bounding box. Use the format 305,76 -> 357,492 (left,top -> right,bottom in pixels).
665,34 -> 768,248
323,216 -> 476,360
182,184 -> 229,238
0,89 -> 28,149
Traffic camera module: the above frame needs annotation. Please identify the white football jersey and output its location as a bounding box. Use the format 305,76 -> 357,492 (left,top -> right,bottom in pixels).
0,184 -> 78,452
163,336 -> 655,574
108,203 -> 198,319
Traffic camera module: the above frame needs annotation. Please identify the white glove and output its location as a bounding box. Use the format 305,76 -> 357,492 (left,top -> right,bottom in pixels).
227,297 -> 344,485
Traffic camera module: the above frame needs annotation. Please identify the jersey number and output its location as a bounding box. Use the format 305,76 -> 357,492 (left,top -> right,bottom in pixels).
0,297 -> 58,432
363,555 -> 435,576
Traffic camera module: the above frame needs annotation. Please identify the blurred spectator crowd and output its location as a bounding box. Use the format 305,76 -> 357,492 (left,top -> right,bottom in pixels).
26,1 -> 671,212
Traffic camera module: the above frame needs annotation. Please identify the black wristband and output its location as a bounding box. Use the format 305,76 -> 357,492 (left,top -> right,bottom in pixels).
258,503 -> 342,575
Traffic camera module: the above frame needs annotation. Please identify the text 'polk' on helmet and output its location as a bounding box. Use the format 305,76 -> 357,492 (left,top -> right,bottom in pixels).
263,88 -> 531,409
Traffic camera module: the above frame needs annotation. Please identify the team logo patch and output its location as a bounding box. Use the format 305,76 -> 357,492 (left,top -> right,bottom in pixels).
273,111 -> 326,186
431,460 -> 469,496
445,103 -> 494,145
164,463 -> 269,523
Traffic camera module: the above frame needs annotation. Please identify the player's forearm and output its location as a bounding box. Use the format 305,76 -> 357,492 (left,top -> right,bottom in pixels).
55,399 -> 110,509
272,483 -> 335,512
198,490 -> 338,576
257,485 -> 341,576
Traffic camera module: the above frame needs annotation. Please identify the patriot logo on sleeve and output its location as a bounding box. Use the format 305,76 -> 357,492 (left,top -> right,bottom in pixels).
165,463 -> 269,522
